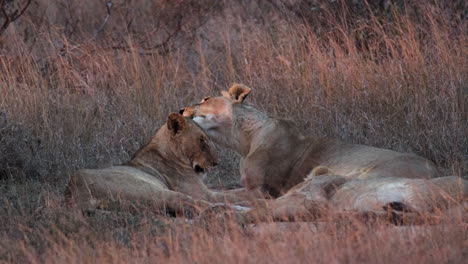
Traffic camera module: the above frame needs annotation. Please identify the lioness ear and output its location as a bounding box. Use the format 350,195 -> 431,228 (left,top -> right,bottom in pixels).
222,83 -> 251,103
167,113 -> 186,135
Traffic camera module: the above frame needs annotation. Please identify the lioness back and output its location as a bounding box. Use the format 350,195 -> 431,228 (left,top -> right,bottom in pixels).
330,176 -> 468,212
302,139 -> 439,179
66,166 -> 169,212
262,135 -> 440,196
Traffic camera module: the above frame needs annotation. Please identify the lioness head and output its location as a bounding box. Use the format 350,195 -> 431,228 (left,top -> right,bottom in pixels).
166,113 -> 218,174
180,83 -> 252,149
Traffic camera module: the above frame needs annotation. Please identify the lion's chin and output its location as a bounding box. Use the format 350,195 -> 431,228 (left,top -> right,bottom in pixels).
192,116 -> 220,131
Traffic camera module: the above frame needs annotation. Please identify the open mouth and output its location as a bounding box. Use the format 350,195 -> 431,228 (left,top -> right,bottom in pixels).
194,164 -> 205,174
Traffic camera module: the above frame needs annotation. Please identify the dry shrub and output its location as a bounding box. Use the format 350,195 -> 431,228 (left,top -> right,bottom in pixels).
0,0 -> 466,262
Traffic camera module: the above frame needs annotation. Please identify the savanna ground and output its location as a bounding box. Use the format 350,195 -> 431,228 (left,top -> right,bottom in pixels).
0,0 -> 467,263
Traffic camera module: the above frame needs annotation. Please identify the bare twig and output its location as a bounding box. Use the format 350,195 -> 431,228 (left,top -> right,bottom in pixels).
11,0 -> 32,20
108,45 -> 161,56
0,0 -> 12,35
112,2 -> 218,56
0,0 -> 32,36
90,1 -> 113,40
66,1 -> 113,53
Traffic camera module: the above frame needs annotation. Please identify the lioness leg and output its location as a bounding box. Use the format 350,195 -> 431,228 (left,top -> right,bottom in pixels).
66,169 -> 212,216
237,175 -> 347,222
239,157 -> 266,190
69,182 -> 212,216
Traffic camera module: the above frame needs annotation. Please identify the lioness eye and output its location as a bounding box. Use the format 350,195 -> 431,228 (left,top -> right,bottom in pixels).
201,97 -> 211,103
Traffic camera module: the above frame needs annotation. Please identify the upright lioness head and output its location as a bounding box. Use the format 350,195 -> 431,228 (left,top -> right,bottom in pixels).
135,113 -> 218,174
181,83 -> 254,150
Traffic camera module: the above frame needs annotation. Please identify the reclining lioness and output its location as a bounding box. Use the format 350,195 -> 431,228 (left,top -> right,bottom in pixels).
239,174 -> 467,223
181,84 -> 440,197
65,113 -> 246,215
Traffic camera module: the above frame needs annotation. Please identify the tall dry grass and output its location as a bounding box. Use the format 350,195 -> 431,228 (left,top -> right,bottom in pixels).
0,0 -> 467,262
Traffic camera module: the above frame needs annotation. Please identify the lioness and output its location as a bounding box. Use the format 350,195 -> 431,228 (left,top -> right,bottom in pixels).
181,83 -> 440,197
65,113 -> 246,215
240,174 -> 467,223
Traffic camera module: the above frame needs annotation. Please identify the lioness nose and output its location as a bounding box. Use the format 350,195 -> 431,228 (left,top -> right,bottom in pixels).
179,108 -> 185,114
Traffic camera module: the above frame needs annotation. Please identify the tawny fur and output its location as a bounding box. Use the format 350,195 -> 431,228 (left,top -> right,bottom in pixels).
240,175 -> 468,223
65,113 -> 247,215
310,165 -> 333,176
182,84 -> 440,197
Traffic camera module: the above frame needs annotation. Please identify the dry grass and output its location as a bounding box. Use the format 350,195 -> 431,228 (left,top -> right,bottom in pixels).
0,0 -> 467,263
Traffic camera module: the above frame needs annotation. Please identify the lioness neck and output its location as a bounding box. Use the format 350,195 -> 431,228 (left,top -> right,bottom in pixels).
231,104 -> 269,156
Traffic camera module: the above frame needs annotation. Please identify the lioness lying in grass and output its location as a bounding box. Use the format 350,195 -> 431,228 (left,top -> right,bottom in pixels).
239,173 -> 467,224
181,83 -> 441,198
65,113 -> 246,216
181,84 -> 466,222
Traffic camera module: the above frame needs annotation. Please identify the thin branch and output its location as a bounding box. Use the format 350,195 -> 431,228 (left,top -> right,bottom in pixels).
0,0 -> 32,36
12,0 -> 32,21
67,1 -> 113,53
0,0 -> 11,35
108,45 -> 161,56
90,1 -> 113,40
